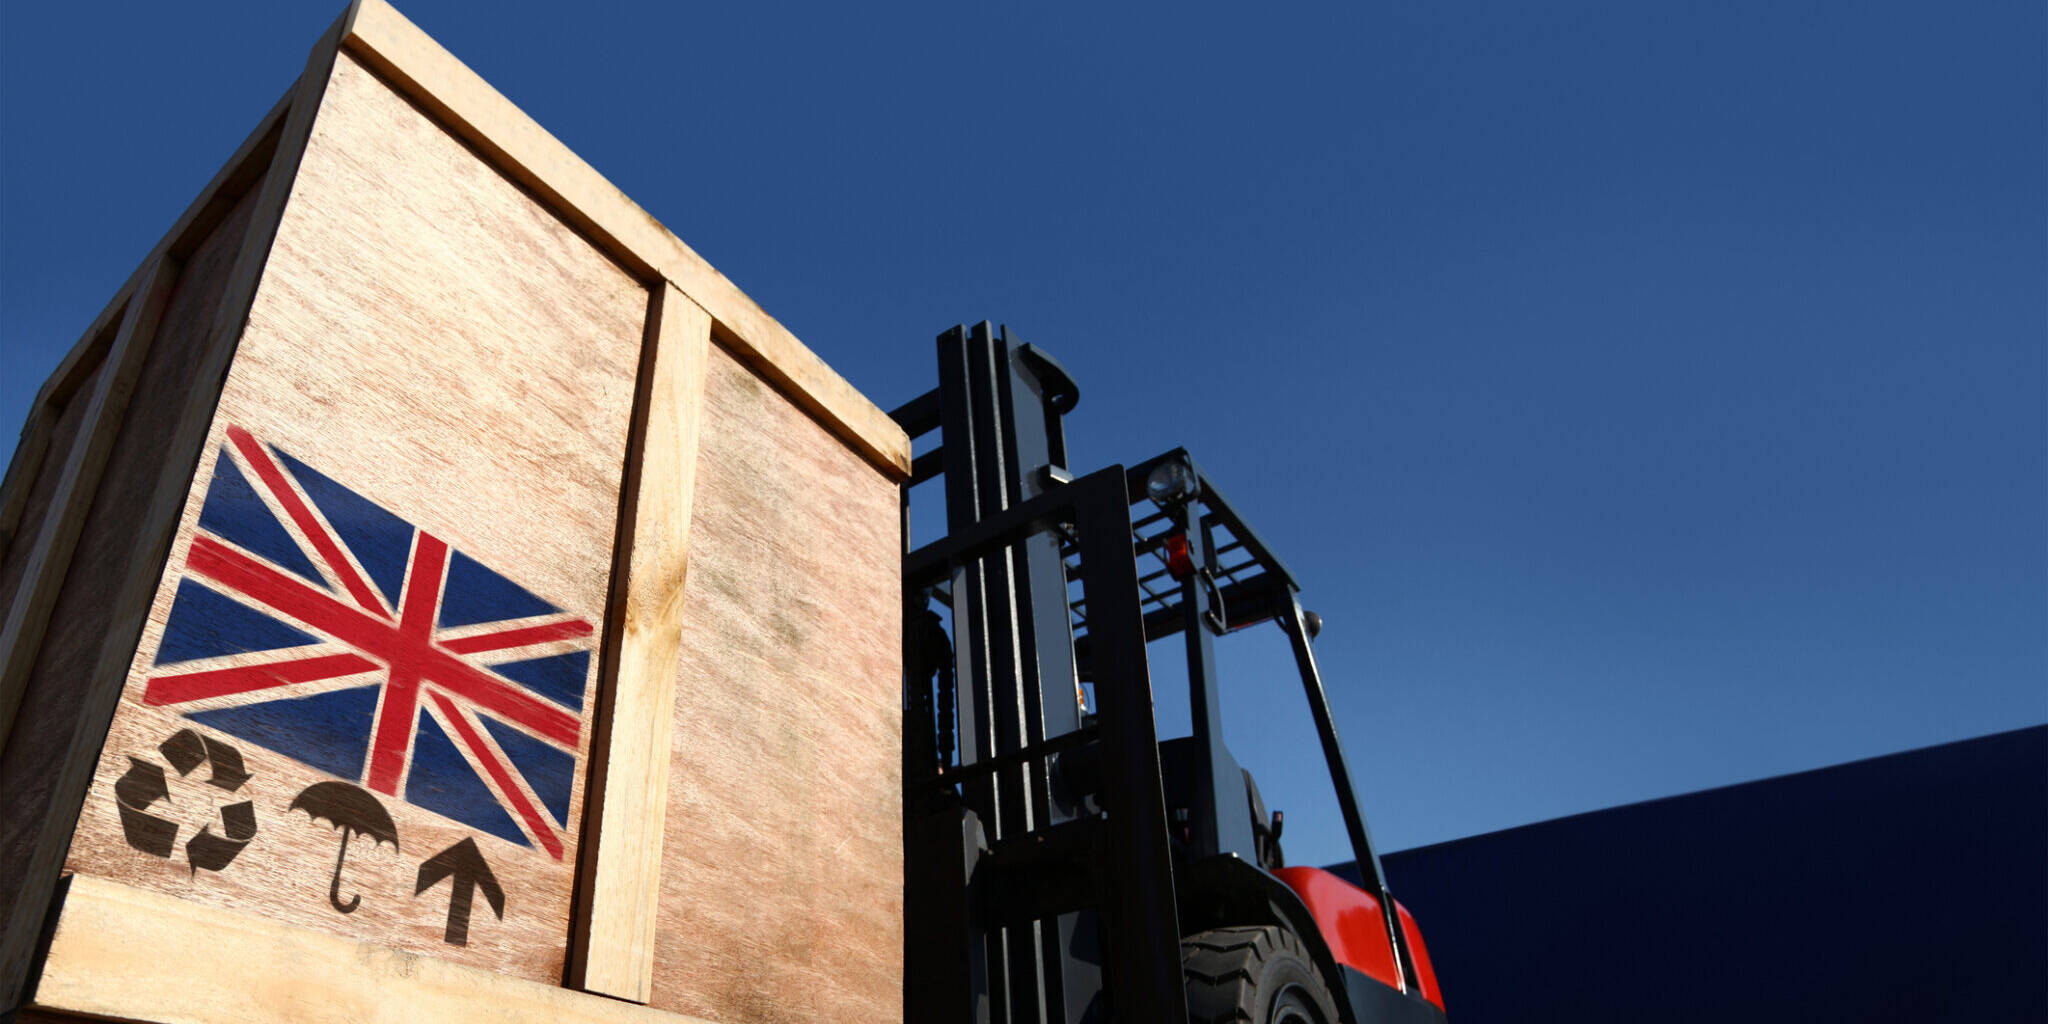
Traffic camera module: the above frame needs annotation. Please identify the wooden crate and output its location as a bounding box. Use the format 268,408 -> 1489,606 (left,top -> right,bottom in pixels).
0,3 -> 911,1022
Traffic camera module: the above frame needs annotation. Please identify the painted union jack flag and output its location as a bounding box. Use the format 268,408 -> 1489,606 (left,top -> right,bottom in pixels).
143,425 -> 593,860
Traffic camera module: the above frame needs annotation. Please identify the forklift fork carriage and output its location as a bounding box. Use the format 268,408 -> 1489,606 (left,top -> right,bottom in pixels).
894,323 -> 1441,1023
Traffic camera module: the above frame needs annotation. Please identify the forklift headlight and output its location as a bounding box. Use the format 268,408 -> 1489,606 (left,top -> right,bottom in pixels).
1145,460 -> 1199,507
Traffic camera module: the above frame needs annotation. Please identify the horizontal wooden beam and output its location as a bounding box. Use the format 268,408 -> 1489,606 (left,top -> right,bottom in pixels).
31,875 -> 717,1024
338,0 -> 911,481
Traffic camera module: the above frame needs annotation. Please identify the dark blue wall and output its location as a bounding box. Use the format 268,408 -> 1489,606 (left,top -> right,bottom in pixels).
1335,726 -> 2048,1022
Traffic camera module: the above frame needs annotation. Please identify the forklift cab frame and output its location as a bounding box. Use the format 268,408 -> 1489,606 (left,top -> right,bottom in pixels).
896,323 -> 1443,1023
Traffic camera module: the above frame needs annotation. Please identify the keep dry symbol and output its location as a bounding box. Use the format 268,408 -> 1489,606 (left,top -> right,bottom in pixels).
288,781 -> 399,914
113,728 -> 258,874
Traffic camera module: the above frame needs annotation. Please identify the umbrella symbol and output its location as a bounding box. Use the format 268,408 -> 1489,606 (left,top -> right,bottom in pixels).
288,781 -> 399,914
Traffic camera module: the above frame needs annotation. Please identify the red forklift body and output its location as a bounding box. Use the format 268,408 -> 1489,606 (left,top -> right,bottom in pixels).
1277,867 -> 1446,1012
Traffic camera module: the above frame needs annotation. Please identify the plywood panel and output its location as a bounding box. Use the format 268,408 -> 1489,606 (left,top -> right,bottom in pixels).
339,0 -> 911,481
0,185 -> 263,928
61,50 -> 647,986
0,278 -> 132,567
0,358 -> 99,613
648,346 -> 903,1023
0,258 -> 175,764
0,281 -> 136,619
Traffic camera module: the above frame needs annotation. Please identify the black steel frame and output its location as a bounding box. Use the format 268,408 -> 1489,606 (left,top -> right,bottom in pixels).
897,323 -> 1420,1023
1115,450 -> 1422,996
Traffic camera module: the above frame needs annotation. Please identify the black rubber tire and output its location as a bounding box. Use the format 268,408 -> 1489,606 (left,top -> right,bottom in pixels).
1181,925 -> 1341,1024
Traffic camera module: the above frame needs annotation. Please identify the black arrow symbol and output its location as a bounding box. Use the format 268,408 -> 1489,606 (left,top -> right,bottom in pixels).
414,838 -> 504,946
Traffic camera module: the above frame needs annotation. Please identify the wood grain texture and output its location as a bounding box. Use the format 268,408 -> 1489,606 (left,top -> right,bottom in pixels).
17,84 -> 288,424
0,394 -> 62,559
0,182 -> 263,920
0,85 -> 288,559
572,286 -> 712,1003
0,121 -> 285,1010
338,0 -> 911,481
0,278 -> 132,563
647,345 -> 904,1024
0,11 -> 337,994
12,4 -> 912,1016
0,88 -> 286,569
31,874 -> 718,1024
0,353 -> 101,620
60,48 -> 647,986
0,258 -> 175,763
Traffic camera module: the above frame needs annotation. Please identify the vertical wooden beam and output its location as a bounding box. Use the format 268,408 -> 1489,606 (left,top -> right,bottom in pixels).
0,256 -> 175,761
570,284 -> 712,1003
0,12 -> 349,1008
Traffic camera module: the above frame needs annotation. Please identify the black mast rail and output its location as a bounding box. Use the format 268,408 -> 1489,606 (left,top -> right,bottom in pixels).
897,322 -> 1439,1023
898,324 -> 1184,1023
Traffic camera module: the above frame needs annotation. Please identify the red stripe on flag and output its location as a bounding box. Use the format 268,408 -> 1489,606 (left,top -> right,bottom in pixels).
145,652 -> 380,706
184,536 -> 582,748
227,425 -> 389,618
429,692 -> 564,860
422,664 -> 584,745
364,533 -> 448,794
440,619 -> 594,654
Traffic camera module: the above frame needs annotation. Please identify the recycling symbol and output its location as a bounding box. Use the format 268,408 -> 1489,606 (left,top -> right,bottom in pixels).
114,728 -> 258,874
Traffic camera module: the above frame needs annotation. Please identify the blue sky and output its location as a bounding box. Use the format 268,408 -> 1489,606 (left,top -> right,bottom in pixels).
3,0 -> 2042,868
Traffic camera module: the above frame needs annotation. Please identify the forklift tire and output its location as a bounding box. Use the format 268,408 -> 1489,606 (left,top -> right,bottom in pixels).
1181,925 -> 1340,1024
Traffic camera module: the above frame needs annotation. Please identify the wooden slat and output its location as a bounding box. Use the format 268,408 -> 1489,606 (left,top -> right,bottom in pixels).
0,289 -> 136,560
337,0 -> 911,482
24,286 -> 129,421
572,285 -> 713,1003
30,875 -> 716,1024
0,407 -> 58,558
0,13 -> 348,1009
0,170 -> 271,996
26,89 -> 291,420
0,256 -> 175,761
24,283 -> 134,422
1,82 -> 291,566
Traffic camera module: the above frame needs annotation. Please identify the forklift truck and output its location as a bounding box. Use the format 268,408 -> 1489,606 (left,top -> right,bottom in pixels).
893,324 -> 1449,1023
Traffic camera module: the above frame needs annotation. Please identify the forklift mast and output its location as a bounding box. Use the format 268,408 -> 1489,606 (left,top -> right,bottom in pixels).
894,324 -> 1426,1023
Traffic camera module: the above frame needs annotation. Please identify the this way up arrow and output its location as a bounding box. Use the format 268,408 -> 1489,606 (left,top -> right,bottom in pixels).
414,837 -> 505,945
